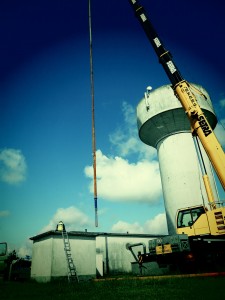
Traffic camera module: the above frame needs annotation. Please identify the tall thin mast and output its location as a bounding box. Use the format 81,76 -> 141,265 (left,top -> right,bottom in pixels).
88,0 -> 98,227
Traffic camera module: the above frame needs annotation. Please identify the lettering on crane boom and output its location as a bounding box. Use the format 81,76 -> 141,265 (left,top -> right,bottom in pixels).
166,61 -> 176,74
153,37 -> 161,47
198,115 -> 212,137
140,13 -> 147,22
180,86 -> 212,137
181,86 -> 196,106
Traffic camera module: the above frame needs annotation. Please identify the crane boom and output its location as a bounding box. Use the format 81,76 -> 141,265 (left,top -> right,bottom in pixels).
129,0 -> 225,190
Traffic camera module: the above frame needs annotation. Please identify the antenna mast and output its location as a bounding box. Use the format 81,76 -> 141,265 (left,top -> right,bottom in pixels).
88,0 -> 98,227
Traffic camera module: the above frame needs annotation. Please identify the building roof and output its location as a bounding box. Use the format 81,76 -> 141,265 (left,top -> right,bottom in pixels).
30,230 -> 166,241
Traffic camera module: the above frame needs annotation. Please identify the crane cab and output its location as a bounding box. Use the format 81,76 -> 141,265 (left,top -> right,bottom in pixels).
176,205 -> 210,236
176,205 -> 225,237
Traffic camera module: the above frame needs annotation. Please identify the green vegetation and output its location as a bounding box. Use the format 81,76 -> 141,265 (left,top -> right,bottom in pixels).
1,276 -> 225,300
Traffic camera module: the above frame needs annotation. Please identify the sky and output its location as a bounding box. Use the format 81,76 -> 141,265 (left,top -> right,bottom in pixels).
0,0 -> 225,257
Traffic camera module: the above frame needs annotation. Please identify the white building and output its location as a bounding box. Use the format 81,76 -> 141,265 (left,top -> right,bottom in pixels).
30,230 -> 163,282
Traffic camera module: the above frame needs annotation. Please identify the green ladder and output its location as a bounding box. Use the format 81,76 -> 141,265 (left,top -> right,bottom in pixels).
62,230 -> 79,283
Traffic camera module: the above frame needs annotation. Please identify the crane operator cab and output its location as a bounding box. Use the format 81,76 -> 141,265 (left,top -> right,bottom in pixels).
176,205 -> 210,237
177,204 -> 225,237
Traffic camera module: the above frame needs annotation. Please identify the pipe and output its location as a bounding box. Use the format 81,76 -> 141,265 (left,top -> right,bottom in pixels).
126,243 -> 147,262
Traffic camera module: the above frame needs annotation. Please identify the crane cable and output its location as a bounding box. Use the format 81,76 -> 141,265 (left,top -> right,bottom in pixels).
88,0 -> 98,227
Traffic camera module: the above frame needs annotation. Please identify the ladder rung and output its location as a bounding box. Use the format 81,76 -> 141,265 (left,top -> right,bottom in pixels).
69,265 -> 75,269
69,265 -> 76,270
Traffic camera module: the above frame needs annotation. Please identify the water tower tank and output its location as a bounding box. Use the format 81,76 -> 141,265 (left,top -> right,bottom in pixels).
137,84 -> 219,234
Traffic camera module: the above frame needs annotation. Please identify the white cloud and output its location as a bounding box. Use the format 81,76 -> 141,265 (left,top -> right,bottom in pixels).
17,240 -> 33,258
109,101 -> 157,160
40,206 -> 92,233
0,148 -> 27,184
111,213 -> 168,235
0,210 -> 10,217
85,150 -> 162,203
144,213 -> 168,235
111,221 -> 144,234
6,239 -> 33,258
84,101 -> 162,203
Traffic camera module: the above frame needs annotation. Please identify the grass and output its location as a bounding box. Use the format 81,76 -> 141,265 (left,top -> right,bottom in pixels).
1,275 -> 225,300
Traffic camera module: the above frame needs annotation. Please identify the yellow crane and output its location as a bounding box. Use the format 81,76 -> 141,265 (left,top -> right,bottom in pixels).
127,0 -> 225,272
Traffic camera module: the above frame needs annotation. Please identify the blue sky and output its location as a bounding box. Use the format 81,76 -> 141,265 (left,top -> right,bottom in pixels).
0,0 -> 225,256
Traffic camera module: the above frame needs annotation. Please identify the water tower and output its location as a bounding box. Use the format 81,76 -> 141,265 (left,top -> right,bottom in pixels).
137,84 -> 219,234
